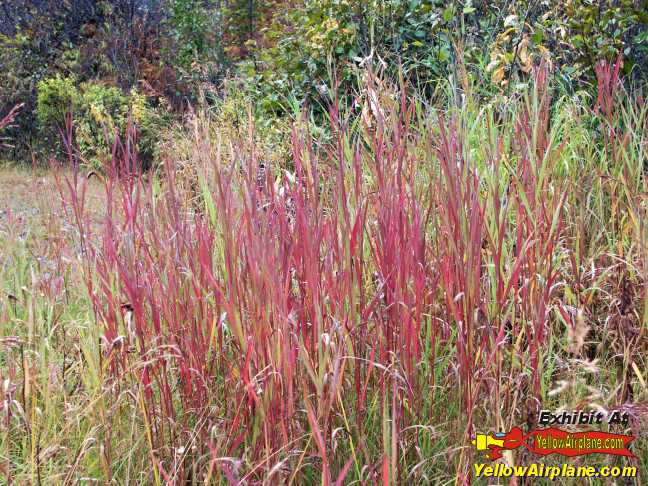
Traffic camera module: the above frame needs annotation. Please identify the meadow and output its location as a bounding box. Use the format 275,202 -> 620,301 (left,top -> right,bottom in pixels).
1,60 -> 647,484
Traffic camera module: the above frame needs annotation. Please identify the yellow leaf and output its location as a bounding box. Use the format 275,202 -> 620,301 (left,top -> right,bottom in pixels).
518,46 -> 530,65
492,66 -> 505,84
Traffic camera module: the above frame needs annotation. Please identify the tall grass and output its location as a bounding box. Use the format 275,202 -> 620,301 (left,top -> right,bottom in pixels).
0,104 -> 23,149
2,61 -> 645,484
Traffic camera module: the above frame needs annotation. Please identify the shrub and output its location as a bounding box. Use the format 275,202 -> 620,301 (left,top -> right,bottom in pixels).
74,82 -> 127,166
486,0 -> 648,87
128,89 -> 171,167
35,77 -> 167,168
243,0 -> 460,113
35,76 -> 80,155
238,0 -> 647,115
77,83 -> 169,169
565,0 -> 647,77
168,0 -> 211,68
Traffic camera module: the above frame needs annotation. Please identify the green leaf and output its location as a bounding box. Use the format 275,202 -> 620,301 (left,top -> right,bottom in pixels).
443,6 -> 454,23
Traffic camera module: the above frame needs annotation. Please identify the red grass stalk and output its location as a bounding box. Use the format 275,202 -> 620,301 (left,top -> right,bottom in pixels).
56,65 -> 575,482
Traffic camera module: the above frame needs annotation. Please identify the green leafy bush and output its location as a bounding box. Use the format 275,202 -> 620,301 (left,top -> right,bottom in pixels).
36,76 -> 79,126
126,89 -> 171,168
244,0 -> 461,113
166,0 -> 227,101
36,77 -> 166,168
238,0 -> 646,114
168,0 -> 210,68
78,84 -> 169,169
36,76 -> 80,154
565,0 -> 647,77
75,83 -> 127,167
486,0 -> 648,87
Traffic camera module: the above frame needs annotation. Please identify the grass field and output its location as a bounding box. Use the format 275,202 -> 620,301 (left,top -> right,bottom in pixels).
1,64 -> 646,484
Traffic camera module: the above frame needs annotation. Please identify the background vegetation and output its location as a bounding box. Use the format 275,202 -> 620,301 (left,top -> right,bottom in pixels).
0,1 -> 646,484
1,1 -> 647,165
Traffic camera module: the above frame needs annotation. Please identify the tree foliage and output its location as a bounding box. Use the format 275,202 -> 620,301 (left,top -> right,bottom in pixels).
1,0 -> 645,162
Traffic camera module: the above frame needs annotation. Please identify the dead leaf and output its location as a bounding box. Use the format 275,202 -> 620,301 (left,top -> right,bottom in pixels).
492,66 -> 505,84
567,308 -> 590,355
